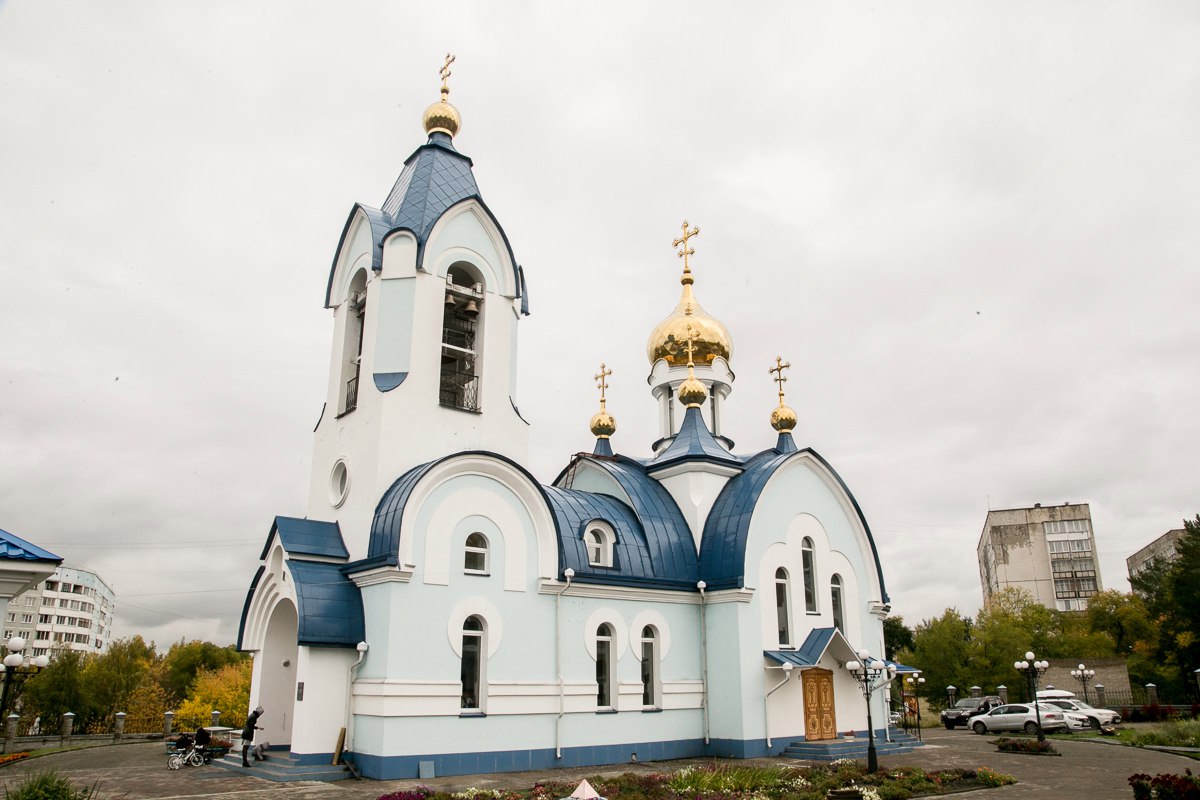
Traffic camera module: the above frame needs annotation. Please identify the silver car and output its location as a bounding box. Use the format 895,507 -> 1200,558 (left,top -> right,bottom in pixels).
1044,698 -> 1121,729
971,702 -> 1070,735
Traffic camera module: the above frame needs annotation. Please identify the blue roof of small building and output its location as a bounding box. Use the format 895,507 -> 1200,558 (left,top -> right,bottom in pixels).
0,528 -> 61,563
324,134 -> 524,312
260,516 -> 349,561
763,627 -> 846,667
647,406 -> 743,473
698,447 -> 889,603
288,559 -> 365,648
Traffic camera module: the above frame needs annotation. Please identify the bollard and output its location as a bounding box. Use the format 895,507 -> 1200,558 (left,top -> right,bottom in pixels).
1095,684 -> 1106,708
3,713 -> 18,755
997,685 -> 1008,704
62,712 -> 75,745
946,685 -> 958,705
210,710 -> 221,727
164,710 -> 174,738
114,712 -> 126,743
1146,683 -> 1158,706
969,685 -> 981,698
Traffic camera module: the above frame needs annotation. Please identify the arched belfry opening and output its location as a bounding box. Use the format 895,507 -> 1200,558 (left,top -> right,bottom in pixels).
440,263 -> 484,412
339,269 -> 368,415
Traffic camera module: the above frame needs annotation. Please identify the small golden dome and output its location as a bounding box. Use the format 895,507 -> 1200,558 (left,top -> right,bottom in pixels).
771,403 -> 797,432
590,410 -> 616,438
678,374 -> 709,407
423,98 -> 461,137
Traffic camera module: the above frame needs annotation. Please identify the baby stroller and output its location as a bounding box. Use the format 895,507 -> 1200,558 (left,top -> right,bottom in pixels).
167,727 -> 213,769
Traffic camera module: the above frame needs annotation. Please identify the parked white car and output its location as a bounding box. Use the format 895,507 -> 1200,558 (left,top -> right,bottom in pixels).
1044,698 -> 1121,729
970,702 -> 1070,735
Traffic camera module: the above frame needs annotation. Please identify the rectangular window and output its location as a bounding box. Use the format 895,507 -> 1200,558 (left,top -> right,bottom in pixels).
460,635 -> 481,709
641,641 -> 656,706
775,580 -> 791,646
596,639 -> 612,707
21,614 -> 32,623
25,597 -> 35,606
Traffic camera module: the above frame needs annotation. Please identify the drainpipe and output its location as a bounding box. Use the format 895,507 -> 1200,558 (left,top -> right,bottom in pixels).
764,662 -> 794,749
697,581 -> 710,745
555,569 -> 574,759
345,641 -> 368,754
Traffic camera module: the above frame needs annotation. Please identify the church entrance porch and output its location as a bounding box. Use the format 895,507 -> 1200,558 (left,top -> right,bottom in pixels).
802,668 -> 837,741
256,600 -> 298,748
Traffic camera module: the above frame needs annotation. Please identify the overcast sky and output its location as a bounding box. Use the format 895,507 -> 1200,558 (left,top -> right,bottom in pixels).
2,2 -> 1197,648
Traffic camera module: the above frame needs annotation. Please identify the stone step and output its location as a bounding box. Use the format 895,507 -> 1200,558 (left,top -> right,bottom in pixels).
211,752 -> 351,782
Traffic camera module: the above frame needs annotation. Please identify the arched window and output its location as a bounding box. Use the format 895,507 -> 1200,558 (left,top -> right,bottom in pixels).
596,623 -> 615,708
464,533 -> 489,574
440,266 -> 484,412
831,574 -> 845,634
640,625 -> 660,708
802,537 -> 817,613
775,568 -> 792,647
585,526 -> 614,568
340,271 -> 368,415
460,615 -> 485,710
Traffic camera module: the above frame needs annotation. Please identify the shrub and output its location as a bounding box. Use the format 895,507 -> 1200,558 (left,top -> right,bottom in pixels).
3,769 -> 103,800
973,767 -> 1017,788
1129,719 -> 1200,748
994,736 -> 1058,755
1128,770 -> 1200,800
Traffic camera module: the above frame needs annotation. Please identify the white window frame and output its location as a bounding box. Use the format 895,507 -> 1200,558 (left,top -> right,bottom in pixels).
464,532 -> 489,575
595,623 -> 615,709
774,567 -> 792,647
802,537 -> 818,613
585,523 -> 615,568
460,615 -> 486,712
640,625 -> 661,709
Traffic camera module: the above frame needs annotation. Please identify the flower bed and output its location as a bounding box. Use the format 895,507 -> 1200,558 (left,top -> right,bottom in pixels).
0,752 -> 31,768
377,761 -> 1016,800
993,737 -> 1059,756
1128,770 -> 1200,800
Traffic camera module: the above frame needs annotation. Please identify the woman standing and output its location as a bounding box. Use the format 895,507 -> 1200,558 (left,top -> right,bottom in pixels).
241,706 -> 264,767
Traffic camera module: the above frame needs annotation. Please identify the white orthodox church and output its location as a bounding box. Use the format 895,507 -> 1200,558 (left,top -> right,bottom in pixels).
238,62 -> 895,780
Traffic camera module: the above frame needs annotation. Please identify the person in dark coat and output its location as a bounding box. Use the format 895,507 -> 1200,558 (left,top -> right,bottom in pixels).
241,706 -> 264,767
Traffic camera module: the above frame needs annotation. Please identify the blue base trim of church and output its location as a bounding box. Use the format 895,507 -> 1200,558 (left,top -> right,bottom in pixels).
341,735 -> 807,780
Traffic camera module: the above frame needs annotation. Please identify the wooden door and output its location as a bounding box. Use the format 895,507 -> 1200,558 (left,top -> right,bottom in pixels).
802,668 -> 837,741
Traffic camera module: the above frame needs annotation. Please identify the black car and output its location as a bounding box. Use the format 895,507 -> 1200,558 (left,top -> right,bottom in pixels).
940,696 -> 1002,729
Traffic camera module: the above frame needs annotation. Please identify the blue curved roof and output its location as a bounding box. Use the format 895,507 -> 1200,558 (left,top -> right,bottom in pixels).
360,459 -> 437,567
697,447 -> 889,603
260,516 -> 349,561
556,455 -> 698,587
324,134 -> 524,312
289,559 -> 365,648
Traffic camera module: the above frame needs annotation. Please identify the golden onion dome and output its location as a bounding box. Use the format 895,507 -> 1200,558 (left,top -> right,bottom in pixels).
646,285 -> 733,366
423,97 -> 461,137
771,403 -> 798,432
678,374 -> 709,407
589,410 -> 616,438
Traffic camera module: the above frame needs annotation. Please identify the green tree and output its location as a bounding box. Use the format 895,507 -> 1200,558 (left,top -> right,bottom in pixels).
883,616 -> 914,661
174,661 -> 253,730
82,636 -> 158,727
895,609 -> 973,706
19,648 -> 95,734
163,640 -> 246,701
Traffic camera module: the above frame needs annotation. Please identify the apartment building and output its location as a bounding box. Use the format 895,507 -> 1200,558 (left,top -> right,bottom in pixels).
4,566 -> 115,655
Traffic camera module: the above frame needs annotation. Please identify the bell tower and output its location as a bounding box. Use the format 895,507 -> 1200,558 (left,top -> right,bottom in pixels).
307,56 -> 531,559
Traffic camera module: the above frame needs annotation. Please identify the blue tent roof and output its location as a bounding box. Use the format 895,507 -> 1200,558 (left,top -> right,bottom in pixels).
647,406 -> 743,473
763,627 -> 846,667
0,528 -> 61,563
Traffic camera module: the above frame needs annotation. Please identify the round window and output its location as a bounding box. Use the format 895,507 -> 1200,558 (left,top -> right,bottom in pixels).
329,459 -> 350,507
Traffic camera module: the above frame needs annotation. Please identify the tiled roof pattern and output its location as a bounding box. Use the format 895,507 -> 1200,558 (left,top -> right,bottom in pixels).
381,137 -> 480,240
288,559 -> 365,647
260,516 -> 349,561
0,528 -> 61,562
648,406 -> 743,472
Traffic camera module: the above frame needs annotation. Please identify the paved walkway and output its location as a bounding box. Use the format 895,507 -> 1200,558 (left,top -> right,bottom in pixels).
0,728 -> 1191,800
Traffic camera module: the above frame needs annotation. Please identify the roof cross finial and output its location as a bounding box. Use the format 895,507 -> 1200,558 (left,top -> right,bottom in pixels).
439,53 -> 456,98
594,362 -> 613,411
673,220 -> 700,286
769,356 -> 791,406
684,325 -> 699,373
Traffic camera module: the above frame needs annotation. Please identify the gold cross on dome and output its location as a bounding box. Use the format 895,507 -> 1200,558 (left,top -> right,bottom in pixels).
439,53 -> 456,94
769,356 -> 791,404
673,220 -> 700,277
684,324 -> 699,369
594,362 -> 613,408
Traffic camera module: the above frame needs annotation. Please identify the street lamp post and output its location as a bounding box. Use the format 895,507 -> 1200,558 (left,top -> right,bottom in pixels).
1070,663 -> 1096,704
0,637 -> 50,751
1014,651 -> 1049,743
905,671 -> 926,741
845,649 -> 896,773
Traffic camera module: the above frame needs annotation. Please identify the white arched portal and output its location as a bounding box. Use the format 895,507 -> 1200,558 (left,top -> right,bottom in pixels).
258,600 -> 299,746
